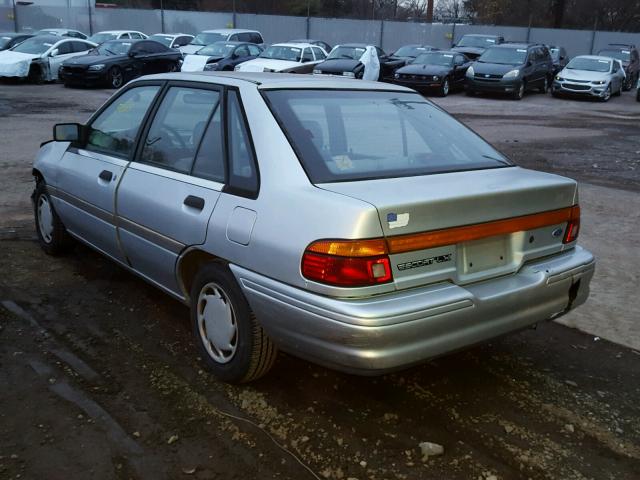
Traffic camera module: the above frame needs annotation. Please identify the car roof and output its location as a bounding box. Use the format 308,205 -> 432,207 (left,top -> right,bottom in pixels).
270,42 -> 314,48
96,30 -> 142,34
140,71 -> 414,92
338,43 -> 376,48
462,34 -> 500,38
0,32 -> 29,37
201,29 -> 260,34
151,33 -> 191,37
494,43 -> 532,49
30,34 -> 64,43
575,55 -> 613,61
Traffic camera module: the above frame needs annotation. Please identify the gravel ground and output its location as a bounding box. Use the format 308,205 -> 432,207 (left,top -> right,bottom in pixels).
0,80 -> 639,480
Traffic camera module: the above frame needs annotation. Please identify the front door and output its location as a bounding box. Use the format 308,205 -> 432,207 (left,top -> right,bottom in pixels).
54,84 -> 162,263
116,84 -> 224,295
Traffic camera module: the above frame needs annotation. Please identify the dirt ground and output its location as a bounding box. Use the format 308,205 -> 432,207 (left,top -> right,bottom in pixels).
1,81 -> 639,480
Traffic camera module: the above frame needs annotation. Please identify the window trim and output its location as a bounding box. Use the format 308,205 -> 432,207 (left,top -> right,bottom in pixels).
132,81 -> 224,177
81,80 -> 166,160
222,87 -> 261,200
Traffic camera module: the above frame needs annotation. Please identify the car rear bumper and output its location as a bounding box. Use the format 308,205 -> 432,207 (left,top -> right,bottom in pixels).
231,246 -> 595,375
552,81 -> 607,97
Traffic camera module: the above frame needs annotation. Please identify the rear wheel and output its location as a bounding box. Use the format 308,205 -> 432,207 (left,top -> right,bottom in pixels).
623,76 -> 632,91
439,77 -> 450,97
33,182 -> 72,255
466,88 -> 476,96
190,262 -> 277,383
108,66 -> 124,89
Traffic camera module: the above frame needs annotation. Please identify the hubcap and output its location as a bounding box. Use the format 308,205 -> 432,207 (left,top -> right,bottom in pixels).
111,70 -> 122,87
443,80 -> 449,95
543,78 -> 548,92
37,194 -> 54,244
604,87 -> 611,100
197,282 -> 237,364
518,84 -> 524,98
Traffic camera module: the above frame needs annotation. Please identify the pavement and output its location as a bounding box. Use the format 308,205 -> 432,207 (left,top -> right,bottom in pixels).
0,81 -> 639,480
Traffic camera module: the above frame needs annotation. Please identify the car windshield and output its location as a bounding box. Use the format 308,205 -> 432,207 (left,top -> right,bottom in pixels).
457,36 -> 497,48
478,47 -> 527,65
191,32 -> 227,46
413,52 -> 454,66
264,90 -> 510,183
149,35 -> 173,47
11,37 -> 54,54
598,49 -> 631,62
198,42 -> 236,56
566,57 -> 611,72
393,46 -> 430,57
259,45 -> 302,62
328,46 -> 366,60
88,33 -> 117,44
96,41 -> 131,56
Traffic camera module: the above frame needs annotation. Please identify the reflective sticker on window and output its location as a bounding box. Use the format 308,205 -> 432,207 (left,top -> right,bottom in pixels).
598,60 -> 609,63
487,39 -> 496,43
122,42 -> 131,47
622,50 -> 630,54
444,54 -> 453,57
517,49 -> 527,53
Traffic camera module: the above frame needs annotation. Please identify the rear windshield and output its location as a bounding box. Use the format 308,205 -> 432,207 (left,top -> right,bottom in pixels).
263,90 -> 510,183
457,36 -> 497,48
598,49 -> 630,62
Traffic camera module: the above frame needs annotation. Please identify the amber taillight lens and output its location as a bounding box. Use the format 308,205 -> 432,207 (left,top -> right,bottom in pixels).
563,205 -> 580,244
302,239 -> 392,287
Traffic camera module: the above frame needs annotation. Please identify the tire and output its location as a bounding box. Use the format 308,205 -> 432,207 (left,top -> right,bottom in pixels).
539,76 -> 549,93
108,66 -> 124,89
623,77 -> 631,92
614,83 -> 622,96
33,182 -> 72,255
190,262 -> 277,383
513,82 -> 525,100
439,77 -> 450,97
600,85 -> 611,102
466,89 -> 476,96
28,64 -> 44,84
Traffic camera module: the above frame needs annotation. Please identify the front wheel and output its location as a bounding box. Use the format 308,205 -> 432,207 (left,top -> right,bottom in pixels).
439,77 -> 450,97
600,85 -> 612,102
513,82 -> 525,100
33,182 -> 72,255
539,76 -> 549,93
190,262 -> 277,383
108,66 -> 124,89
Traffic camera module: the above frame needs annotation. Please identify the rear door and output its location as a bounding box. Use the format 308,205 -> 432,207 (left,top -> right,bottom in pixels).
116,83 -> 224,294
53,83 -> 161,263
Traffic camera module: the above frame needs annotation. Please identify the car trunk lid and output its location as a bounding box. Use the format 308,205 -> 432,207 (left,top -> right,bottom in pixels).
318,167 -> 578,289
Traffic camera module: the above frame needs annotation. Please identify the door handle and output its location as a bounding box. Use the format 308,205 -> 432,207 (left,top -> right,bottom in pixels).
99,170 -> 113,182
184,195 -> 205,210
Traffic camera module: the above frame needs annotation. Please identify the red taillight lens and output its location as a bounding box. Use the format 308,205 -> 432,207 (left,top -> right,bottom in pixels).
302,252 -> 392,287
563,205 -> 580,244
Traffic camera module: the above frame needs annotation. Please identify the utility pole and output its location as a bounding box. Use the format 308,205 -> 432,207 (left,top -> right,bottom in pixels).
11,0 -> 18,32
426,0 -> 434,23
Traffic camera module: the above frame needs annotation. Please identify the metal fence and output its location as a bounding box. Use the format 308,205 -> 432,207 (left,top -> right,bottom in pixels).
2,3 -> 640,59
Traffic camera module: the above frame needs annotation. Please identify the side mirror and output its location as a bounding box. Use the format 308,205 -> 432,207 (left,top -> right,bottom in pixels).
128,51 -> 137,58
53,123 -> 82,142
50,48 -> 59,57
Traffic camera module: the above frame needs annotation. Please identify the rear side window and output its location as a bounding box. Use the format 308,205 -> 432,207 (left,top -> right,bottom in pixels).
263,89 -> 510,183
248,32 -> 263,44
312,47 -> 326,59
139,87 -> 220,174
192,100 -> 224,182
87,86 -> 160,158
227,90 -> 258,195
302,48 -> 313,62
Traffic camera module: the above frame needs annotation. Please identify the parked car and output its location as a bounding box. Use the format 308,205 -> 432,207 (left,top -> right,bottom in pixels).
382,44 -> 438,80
597,44 -> 639,91
288,38 -> 331,53
59,39 -> 182,88
552,55 -> 624,102
234,43 -> 326,73
149,33 -> 194,49
0,32 -> 33,51
181,41 -> 262,72
180,29 -> 264,55
466,43 -> 553,100
0,35 -> 96,83
88,30 -> 148,45
393,50 -> 471,96
36,28 -> 88,40
32,72 -> 594,383
548,45 -> 569,74
312,43 -> 392,80
452,34 -> 504,59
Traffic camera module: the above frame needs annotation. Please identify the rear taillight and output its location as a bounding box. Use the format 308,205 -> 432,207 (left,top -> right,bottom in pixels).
302,239 -> 393,287
563,205 -> 580,244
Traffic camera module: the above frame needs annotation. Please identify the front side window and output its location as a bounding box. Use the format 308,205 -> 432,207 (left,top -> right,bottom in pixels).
248,44 -> 262,56
139,87 -> 220,174
55,41 -> 72,55
227,90 -> 258,194
263,89 -> 510,183
87,86 -> 160,158
302,48 -> 313,62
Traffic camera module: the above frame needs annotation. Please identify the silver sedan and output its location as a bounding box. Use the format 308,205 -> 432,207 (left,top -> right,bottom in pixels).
552,55 -> 625,101
32,72 -> 595,383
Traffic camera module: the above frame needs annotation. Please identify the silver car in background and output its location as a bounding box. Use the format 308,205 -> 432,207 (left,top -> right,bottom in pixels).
552,55 -> 625,101
32,72 -> 595,383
